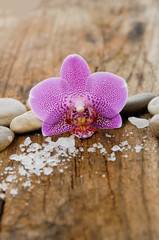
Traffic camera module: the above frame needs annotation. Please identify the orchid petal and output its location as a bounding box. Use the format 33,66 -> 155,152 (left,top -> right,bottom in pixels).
86,72 -> 128,118
60,54 -> 90,95
42,116 -> 74,136
29,78 -> 70,124
91,114 -> 122,129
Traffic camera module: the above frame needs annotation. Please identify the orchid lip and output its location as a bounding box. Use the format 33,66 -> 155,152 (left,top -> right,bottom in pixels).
65,103 -> 98,138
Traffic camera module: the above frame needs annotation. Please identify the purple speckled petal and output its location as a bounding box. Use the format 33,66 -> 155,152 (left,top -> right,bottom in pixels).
86,72 -> 128,118
91,114 -> 122,129
60,54 -> 90,95
42,116 -> 74,136
29,78 -> 70,124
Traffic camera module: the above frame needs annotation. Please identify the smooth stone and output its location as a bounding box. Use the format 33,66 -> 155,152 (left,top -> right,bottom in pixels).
148,96 -> 159,115
26,98 -> 31,110
0,98 -> 27,126
149,114 -> 159,138
0,126 -> 15,151
10,110 -> 42,133
121,92 -> 157,117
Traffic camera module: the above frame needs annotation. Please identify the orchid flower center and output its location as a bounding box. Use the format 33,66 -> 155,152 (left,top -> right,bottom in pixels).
65,103 -> 98,138
66,104 -> 98,126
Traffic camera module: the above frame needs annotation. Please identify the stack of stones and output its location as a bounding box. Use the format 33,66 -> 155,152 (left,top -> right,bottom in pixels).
0,92 -> 159,151
121,92 -> 159,137
0,98 -> 42,151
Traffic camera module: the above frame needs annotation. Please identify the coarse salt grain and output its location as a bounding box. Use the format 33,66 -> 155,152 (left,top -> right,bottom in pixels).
10,188 -> 18,196
102,174 -> 106,178
24,137 -> 32,146
87,147 -> 96,152
134,144 -> 144,153
120,141 -> 128,146
0,193 -> 5,200
6,175 -> 16,182
111,145 -> 121,152
108,152 -> 116,161
43,167 -> 53,175
128,117 -> 149,129
22,181 -> 31,188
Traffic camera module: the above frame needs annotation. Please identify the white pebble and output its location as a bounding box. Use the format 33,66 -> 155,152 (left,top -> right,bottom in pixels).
10,111 -> 42,134
149,114 -> 159,138
148,96 -> 159,115
0,126 -> 14,151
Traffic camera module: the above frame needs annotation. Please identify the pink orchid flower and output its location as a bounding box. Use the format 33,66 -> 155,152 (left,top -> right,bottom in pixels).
29,54 -> 128,139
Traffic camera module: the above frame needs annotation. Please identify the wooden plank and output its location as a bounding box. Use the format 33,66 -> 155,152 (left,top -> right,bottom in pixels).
0,0 -> 159,239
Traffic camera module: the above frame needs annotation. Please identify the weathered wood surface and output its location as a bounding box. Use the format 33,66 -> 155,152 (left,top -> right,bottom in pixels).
0,0 -> 159,239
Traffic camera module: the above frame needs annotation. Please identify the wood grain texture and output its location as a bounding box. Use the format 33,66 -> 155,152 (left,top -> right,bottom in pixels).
0,0 -> 159,239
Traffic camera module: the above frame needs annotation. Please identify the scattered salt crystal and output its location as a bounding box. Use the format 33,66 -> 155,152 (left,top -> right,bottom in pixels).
128,117 -> 149,129
111,145 -> 121,151
21,156 -> 33,167
106,133 -> 115,138
6,175 -> 16,182
120,141 -> 128,146
9,154 -> 21,161
92,143 -> 98,148
20,148 -> 25,152
106,133 -> 112,137
24,137 -> 32,146
34,160 -> 46,170
100,148 -> 107,154
4,130 -> 157,198
97,143 -> 103,149
122,154 -> 128,158
27,143 -> 42,152
108,152 -> 116,161
22,181 -> 31,188
134,145 -> 144,153
19,144 -> 25,148
87,147 -> 96,152
33,169 -> 41,176
0,193 -> 5,199
10,188 -> 18,196
45,137 -> 52,143
102,174 -> 106,178
0,181 -> 8,191
5,167 -> 13,171
43,167 -> 53,175
79,147 -> 84,152
40,150 -> 51,158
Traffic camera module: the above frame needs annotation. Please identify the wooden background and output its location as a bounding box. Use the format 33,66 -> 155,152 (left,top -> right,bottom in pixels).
0,0 -> 159,239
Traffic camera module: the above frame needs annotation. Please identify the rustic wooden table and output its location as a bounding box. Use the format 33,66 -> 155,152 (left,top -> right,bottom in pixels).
0,0 -> 159,239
